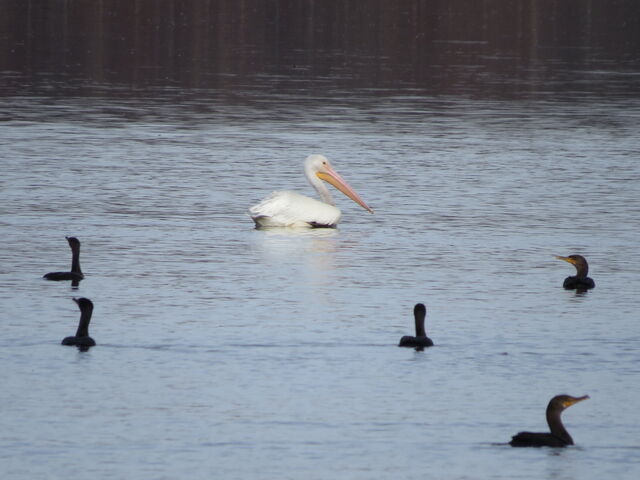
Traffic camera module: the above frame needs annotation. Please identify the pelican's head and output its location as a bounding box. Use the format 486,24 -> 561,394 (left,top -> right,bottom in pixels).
304,154 -> 374,213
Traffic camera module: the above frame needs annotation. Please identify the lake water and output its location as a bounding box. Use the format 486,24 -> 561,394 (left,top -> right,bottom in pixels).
1,3 -> 640,480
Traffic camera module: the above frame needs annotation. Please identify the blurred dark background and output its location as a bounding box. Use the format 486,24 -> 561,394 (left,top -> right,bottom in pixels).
1,0 -> 639,92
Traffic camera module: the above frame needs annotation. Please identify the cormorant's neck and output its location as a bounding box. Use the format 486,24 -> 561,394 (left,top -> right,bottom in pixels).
71,247 -> 82,276
75,309 -> 92,337
575,263 -> 588,278
414,312 -> 426,337
546,406 -> 573,445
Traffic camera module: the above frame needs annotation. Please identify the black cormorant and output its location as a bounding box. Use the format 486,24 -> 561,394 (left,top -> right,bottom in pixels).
398,303 -> 434,348
555,255 -> 595,290
509,394 -> 589,447
43,237 -> 84,282
61,297 -> 96,348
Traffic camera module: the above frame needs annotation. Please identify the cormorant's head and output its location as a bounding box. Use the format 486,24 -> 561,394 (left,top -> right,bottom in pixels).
66,236 -> 81,249
414,303 -> 426,318
555,254 -> 589,275
73,297 -> 93,312
548,394 -> 589,412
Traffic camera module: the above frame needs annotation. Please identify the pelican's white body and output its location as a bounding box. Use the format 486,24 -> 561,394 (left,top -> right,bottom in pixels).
249,154 -> 372,228
250,190 -> 342,228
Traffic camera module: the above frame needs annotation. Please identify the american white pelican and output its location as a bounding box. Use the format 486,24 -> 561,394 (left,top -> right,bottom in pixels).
249,154 -> 374,228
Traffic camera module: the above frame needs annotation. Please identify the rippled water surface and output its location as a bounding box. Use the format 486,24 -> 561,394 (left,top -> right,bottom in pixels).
2,16 -> 640,479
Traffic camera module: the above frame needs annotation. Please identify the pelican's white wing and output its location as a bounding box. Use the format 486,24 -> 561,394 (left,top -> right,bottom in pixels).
249,191 -> 341,228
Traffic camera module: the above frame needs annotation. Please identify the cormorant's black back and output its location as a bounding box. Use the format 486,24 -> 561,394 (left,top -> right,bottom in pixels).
398,336 -> 434,348
563,276 -> 595,290
510,432 -> 570,448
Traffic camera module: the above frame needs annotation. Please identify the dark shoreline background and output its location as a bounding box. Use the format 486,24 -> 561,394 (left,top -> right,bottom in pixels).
2,1 -> 639,93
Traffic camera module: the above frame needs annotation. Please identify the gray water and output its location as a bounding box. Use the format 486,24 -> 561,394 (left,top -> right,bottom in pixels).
2,8 -> 640,478
2,73 -> 639,479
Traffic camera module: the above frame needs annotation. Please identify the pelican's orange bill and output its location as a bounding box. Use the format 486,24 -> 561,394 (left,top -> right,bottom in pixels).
317,167 -> 373,214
